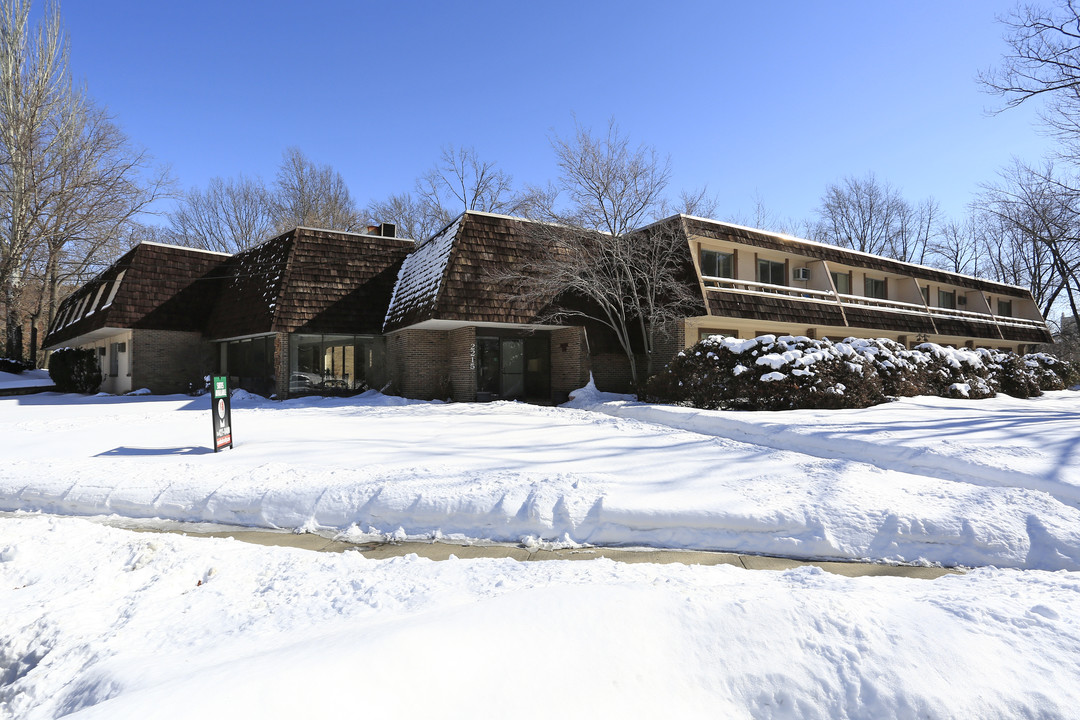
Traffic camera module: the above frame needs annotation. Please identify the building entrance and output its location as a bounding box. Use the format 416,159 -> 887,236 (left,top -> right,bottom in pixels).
476,334 -> 550,401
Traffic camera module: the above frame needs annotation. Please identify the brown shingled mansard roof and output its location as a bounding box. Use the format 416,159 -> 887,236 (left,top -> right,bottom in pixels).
383,211 -> 561,332
43,242 -> 230,349
205,226 -> 413,340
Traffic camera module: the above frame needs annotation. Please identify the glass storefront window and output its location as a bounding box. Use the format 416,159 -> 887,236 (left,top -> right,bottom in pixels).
289,334 -> 379,395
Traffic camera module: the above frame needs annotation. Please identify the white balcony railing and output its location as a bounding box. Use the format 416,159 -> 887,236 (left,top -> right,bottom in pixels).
701,276 -> 1049,332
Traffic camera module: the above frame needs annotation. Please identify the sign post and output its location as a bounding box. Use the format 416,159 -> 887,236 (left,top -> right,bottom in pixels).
211,375 -> 233,452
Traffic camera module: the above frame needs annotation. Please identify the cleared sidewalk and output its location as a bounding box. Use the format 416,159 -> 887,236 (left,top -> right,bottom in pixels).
165,525 -> 959,579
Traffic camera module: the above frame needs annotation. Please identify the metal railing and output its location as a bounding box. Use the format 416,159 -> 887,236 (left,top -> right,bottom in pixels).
701,276 -> 1048,331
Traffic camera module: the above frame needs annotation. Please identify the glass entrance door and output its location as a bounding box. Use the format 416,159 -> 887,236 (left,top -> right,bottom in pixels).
476,335 -> 550,401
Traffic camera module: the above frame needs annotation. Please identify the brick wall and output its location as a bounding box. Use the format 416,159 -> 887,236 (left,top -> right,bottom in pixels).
386,329 -> 451,400
591,351 -> 639,393
551,326 -> 590,400
448,326 -> 476,402
131,329 -> 213,394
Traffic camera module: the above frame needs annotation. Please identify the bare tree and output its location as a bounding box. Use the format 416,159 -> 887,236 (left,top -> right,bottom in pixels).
499,120 -> 697,387
930,213 -> 982,275
364,191 -> 432,242
656,185 -> 720,220
813,173 -> 938,263
367,145 -> 524,241
272,147 -> 361,232
30,101 -> 170,361
981,0 -> 1080,162
169,174 -> 272,253
975,158 -> 1080,322
0,0 -> 71,359
813,173 -> 905,256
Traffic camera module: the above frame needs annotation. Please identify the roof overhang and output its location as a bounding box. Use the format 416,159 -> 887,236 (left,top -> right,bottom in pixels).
43,326 -> 129,351
386,319 -> 569,333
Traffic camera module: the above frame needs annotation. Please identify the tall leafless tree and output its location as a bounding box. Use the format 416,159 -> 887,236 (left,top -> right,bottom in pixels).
498,119 -> 697,387
981,0 -> 1080,163
974,158 -> 1080,323
0,0 -> 71,359
168,175 -> 272,253
367,145 -> 525,241
813,173 -> 939,263
272,147 -> 361,233
0,0 -> 167,362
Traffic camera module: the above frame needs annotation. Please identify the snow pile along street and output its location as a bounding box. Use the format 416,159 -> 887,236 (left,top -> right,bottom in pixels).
0,387 -> 1078,569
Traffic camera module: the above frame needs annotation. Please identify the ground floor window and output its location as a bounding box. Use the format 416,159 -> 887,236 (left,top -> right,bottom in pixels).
289,334 -> 379,395
219,336 -> 275,395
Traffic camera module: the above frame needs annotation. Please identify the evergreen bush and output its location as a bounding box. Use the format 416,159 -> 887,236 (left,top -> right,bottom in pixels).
0,357 -> 29,374
48,348 -> 103,393
643,334 -> 886,411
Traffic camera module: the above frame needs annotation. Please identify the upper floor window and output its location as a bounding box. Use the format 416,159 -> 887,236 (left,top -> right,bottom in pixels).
830,271 -> 851,295
938,289 -> 956,309
757,259 -> 786,286
921,286 -> 930,304
700,249 -> 733,278
997,299 -> 1013,317
864,277 -> 886,299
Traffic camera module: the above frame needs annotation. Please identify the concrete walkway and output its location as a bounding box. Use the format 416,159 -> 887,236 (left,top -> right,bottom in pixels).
148,525 -> 959,579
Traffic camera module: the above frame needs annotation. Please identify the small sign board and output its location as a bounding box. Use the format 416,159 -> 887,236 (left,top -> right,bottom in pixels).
211,375 -> 233,452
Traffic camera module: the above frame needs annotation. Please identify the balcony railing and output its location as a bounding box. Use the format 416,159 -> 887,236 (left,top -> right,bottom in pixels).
701,276 -> 1049,332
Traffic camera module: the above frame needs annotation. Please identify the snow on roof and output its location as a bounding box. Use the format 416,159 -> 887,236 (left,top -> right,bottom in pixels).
384,215 -> 462,329
138,240 -> 234,257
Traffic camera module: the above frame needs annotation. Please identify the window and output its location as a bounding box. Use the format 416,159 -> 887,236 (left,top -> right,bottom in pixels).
109,343 -> 120,376
102,270 -> 126,308
698,328 -> 737,341
288,334 -> 380,396
700,249 -> 733,278
864,277 -> 886,299
757,259 -> 786,286
85,284 -> 107,316
921,286 -> 930,304
938,289 -> 956,309
830,271 -> 850,295
997,299 -> 1013,317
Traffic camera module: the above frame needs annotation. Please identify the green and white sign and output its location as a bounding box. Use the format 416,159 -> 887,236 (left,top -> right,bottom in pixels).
211,375 -> 233,452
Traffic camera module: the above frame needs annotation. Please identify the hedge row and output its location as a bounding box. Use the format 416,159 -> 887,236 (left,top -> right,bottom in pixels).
642,335 -> 1079,411
0,357 -> 30,374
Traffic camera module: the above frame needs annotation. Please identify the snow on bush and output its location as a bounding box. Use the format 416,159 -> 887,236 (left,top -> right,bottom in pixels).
0,356 -> 29,374
644,335 -> 1078,410
643,334 -> 884,411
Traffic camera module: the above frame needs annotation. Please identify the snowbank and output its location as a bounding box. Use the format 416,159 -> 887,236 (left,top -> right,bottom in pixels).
2,515 -> 1079,719
1,389 -> 1079,569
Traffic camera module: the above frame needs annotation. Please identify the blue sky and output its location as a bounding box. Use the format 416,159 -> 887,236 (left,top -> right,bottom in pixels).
57,0 -> 1057,233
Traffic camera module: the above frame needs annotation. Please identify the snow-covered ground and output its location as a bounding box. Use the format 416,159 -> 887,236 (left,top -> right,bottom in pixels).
0,369 -> 52,390
3,386 -> 1080,717
2,514 -> 1078,719
2,387 -> 1079,569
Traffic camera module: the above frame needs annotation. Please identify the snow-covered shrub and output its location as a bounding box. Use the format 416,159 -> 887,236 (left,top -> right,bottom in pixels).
0,357 -> 29,374
643,335 -> 886,411
843,338 -> 931,397
1023,352 -> 1078,390
915,343 -> 995,399
983,349 -> 1043,399
48,348 -> 102,393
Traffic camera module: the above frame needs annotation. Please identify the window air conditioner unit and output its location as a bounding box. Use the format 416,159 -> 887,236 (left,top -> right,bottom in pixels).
793,267 -> 810,281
